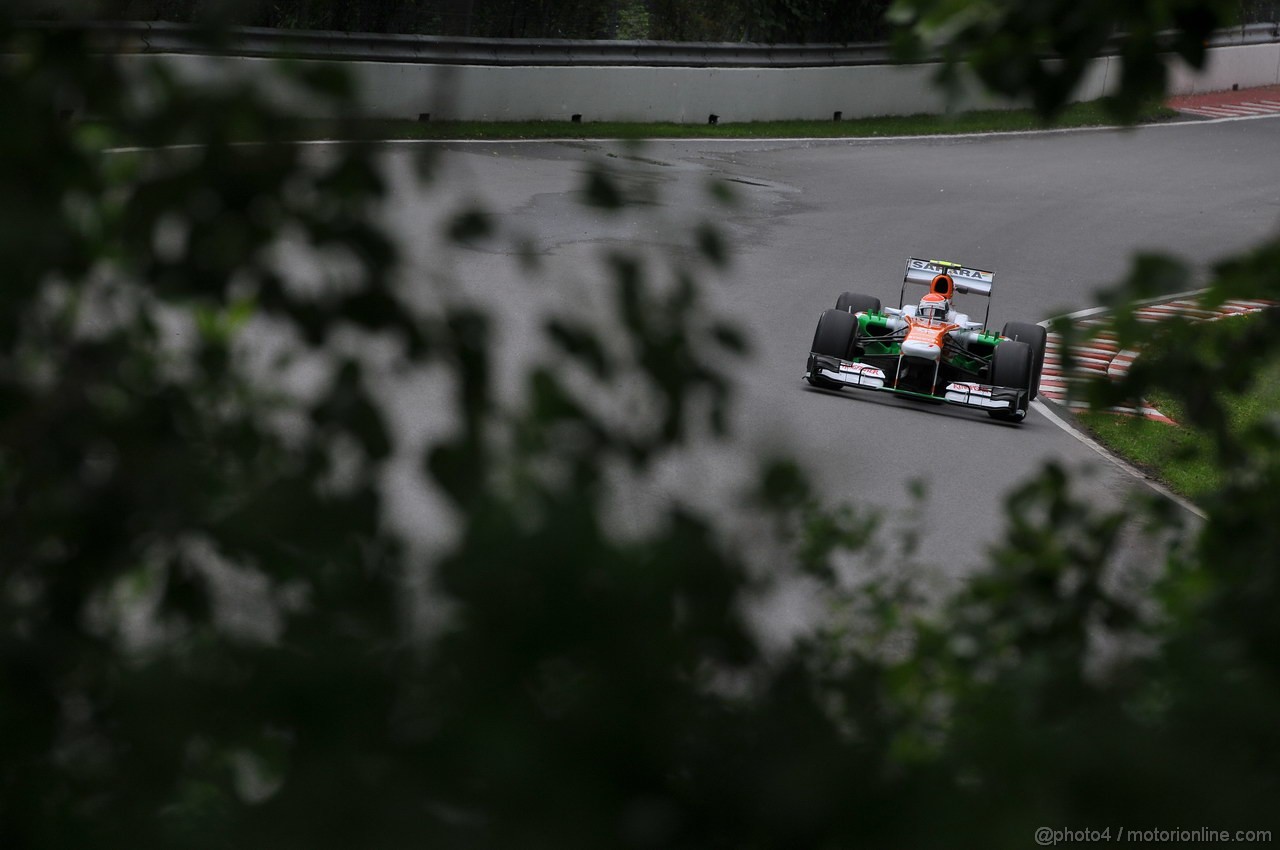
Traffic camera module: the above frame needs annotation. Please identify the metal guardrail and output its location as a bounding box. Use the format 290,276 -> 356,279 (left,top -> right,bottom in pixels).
1211,20 -> 1280,44
24,21 -> 899,67
20,20 -> 1280,68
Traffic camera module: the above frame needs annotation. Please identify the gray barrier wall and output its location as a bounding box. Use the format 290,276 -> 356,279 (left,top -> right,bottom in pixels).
128,53 -> 1053,121
61,22 -> 1280,122
1167,42 -> 1280,94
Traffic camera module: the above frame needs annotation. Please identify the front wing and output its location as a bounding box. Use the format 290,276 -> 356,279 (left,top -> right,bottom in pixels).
804,354 -> 1027,418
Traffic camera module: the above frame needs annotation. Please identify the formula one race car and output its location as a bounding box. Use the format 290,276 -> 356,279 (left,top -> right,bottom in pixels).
803,258 -> 1047,423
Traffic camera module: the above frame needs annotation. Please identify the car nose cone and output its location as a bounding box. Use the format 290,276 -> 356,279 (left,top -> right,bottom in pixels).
902,337 -> 941,361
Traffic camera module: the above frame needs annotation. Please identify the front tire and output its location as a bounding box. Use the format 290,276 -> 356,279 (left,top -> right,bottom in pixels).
808,309 -> 858,387
988,339 -> 1032,422
811,308 -> 858,358
835,292 -> 882,315
1001,321 -> 1047,400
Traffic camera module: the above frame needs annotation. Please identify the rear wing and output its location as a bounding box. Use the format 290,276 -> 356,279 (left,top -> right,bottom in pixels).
902,258 -> 994,296
900,257 -> 996,329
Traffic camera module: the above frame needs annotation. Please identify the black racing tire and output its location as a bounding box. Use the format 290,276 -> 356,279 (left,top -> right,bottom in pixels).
1001,320 -> 1047,400
808,309 -> 858,387
835,292 -> 882,315
987,339 -> 1032,422
811,308 -> 858,358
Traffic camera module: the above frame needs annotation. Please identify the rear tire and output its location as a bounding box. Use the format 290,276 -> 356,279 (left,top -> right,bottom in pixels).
988,339 -> 1032,422
835,292 -> 882,315
808,309 -> 858,387
1002,321 -> 1047,399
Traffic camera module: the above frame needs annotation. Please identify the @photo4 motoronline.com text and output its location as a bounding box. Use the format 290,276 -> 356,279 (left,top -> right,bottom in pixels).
1035,826 -> 1274,845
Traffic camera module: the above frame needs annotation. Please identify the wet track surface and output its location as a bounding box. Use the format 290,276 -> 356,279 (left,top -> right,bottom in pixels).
379,116 -> 1280,574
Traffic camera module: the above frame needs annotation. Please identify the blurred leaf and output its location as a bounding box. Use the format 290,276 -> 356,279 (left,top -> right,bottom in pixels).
446,208 -> 494,244
583,165 -> 624,210
695,222 -> 728,268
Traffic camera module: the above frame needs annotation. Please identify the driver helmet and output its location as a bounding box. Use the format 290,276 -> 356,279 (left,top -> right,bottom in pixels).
918,292 -> 950,323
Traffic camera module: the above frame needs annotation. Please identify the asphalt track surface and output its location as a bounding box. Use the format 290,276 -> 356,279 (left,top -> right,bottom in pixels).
378,115 -> 1280,578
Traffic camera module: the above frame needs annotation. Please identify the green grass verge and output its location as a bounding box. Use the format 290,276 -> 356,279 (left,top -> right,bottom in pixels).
1079,399 -> 1220,501
1076,316 -> 1280,504
276,99 -> 1178,142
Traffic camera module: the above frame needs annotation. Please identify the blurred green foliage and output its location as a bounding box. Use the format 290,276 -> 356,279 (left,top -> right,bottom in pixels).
19,0 -> 1280,43
22,0 -> 896,42
4,4 -> 1280,850
17,0 -> 1280,44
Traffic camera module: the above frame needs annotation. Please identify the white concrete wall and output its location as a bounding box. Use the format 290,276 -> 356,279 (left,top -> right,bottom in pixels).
1166,42 -> 1280,94
402,62 -> 1037,122
123,42 -> 1278,123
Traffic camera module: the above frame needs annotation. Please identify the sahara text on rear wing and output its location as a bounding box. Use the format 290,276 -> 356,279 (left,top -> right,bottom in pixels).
900,257 -> 996,329
902,258 -> 994,296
